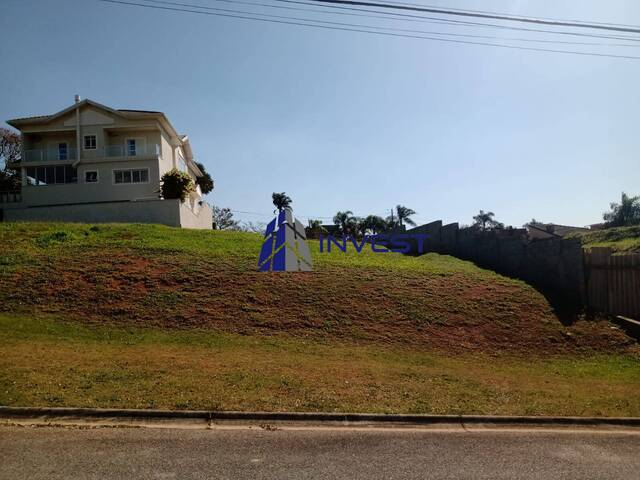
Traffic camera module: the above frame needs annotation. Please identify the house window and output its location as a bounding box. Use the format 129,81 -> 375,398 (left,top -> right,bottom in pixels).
177,155 -> 187,173
113,168 -> 149,184
85,171 -> 98,183
126,139 -> 137,156
58,142 -> 68,160
26,165 -> 77,186
84,135 -> 97,150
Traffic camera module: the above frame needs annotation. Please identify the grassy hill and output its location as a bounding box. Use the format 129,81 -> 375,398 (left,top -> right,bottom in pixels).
0,222 -> 638,415
0,222 -> 630,353
569,225 -> 640,252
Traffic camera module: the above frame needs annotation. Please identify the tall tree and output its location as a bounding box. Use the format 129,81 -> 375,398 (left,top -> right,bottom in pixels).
473,210 -> 503,231
0,128 -> 21,191
524,218 -> 544,227
242,221 -> 267,235
603,192 -> 640,227
272,192 -> 292,212
333,210 -> 355,235
363,215 -> 387,234
395,205 -> 417,227
194,162 -> 214,195
352,216 -> 366,238
306,219 -> 327,239
212,206 -> 239,230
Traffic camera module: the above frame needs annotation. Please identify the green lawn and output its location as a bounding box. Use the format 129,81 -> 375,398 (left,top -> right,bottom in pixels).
1,313 -> 639,416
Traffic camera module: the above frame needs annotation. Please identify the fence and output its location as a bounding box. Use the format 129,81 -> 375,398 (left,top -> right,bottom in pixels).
405,221 -> 585,302
404,221 -> 639,319
584,248 -> 640,319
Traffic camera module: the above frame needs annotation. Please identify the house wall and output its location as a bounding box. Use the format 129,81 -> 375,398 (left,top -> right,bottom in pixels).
160,131 -> 175,173
25,131 -> 77,158
22,106 -> 164,160
179,200 -> 213,229
104,129 -> 162,155
3,198 -> 212,230
21,158 -> 160,206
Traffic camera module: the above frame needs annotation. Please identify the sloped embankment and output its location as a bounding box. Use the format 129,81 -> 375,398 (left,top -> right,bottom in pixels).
0,223 -> 634,354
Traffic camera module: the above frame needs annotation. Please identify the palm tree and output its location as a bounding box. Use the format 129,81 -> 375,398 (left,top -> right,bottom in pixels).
352,217 -> 366,238
395,205 -> 417,228
308,219 -> 322,230
363,215 -> 387,235
333,210 -> 354,236
306,219 -> 327,239
473,210 -> 503,231
272,192 -> 292,213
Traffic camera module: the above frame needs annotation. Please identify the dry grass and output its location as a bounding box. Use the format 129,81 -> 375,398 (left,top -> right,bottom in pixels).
1,314 -> 639,416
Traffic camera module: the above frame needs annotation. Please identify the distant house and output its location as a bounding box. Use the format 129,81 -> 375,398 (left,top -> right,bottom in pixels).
526,223 -> 589,240
2,97 -> 212,229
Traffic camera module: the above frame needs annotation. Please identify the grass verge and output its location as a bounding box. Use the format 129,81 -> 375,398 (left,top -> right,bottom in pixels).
1,314 -> 639,416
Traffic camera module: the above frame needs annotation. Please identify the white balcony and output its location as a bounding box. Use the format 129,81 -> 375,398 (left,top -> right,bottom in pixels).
105,144 -> 160,158
23,149 -> 77,163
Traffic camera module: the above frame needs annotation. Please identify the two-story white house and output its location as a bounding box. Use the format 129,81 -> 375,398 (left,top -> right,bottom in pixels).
2,96 -> 212,229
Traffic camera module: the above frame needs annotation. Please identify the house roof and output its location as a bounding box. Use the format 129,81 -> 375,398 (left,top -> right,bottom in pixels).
117,109 -> 163,114
7,99 -> 168,127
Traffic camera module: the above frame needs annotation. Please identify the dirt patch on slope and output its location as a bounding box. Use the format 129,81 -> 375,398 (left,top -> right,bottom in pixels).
1,247 -> 634,354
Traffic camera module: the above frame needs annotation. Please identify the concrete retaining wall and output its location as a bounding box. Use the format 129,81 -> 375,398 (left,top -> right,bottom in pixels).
178,200 -> 213,229
2,198 -> 212,230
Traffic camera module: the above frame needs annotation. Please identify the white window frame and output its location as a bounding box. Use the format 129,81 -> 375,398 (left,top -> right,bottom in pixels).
177,154 -> 188,173
57,142 -> 68,161
25,165 -> 78,186
84,170 -> 99,184
112,168 -> 150,185
125,137 -> 146,157
83,135 -> 97,150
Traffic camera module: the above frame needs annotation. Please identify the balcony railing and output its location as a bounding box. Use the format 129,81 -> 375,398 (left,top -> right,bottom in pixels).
0,191 -> 22,204
105,144 -> 160,158
23,149 -> 77,163
22,145 -> 161,162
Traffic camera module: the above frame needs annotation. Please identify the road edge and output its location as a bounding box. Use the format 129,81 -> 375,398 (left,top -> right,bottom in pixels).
2,406 -> 640,427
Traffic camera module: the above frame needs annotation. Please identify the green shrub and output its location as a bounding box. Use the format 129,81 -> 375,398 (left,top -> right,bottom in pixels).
161,169 -> 195,202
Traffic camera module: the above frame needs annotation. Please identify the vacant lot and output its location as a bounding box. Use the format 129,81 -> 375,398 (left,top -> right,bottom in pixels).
0,222 -> 638,415
0,222 -> 631,353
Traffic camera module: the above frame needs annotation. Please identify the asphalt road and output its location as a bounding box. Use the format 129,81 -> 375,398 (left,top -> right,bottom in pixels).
1,425 -> 640,479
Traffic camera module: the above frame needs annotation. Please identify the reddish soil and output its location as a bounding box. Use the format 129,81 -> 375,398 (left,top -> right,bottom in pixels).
2,248 -> 634,355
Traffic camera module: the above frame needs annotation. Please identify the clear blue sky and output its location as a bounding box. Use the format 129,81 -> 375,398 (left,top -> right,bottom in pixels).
1,0 -> 639,227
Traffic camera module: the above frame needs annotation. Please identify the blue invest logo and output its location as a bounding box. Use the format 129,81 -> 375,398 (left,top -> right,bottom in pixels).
258,209 -> 313,272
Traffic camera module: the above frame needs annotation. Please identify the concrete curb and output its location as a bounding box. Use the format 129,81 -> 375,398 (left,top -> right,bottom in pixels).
2,406 -> 640,427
